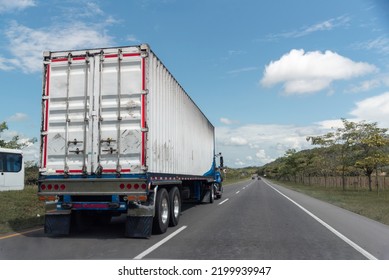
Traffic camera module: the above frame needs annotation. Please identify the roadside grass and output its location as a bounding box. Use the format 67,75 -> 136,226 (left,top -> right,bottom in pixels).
271,180 -> 389,226
0,185 -> 45,234
223,176 -> 251,185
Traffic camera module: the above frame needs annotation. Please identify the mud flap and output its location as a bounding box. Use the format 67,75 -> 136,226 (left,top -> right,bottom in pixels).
125,216 -> 153,238
44,211 -> 71,235
201,189 -> 211,203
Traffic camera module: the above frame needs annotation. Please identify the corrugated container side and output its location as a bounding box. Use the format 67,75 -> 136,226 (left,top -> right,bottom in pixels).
146,51 -> 215,176
40,45 -> 214,177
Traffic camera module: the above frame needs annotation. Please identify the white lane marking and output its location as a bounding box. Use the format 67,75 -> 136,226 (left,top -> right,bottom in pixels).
236,191 -> 240,194
133,226 -> 187,259
264,180 -> 378,260
218,198 -> 229,205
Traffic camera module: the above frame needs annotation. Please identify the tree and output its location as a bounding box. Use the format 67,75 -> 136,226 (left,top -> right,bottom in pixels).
307,119 -> 389,192
307,119 -> 358,191
0,121 -> 37,149
353,123 -> 389,192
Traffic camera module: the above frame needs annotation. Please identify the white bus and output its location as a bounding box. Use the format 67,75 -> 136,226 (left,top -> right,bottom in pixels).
0,148 -> 24,191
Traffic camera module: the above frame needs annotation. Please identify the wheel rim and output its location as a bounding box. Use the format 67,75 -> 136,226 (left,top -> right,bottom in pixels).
161,197 -> 169,224
173,195 -> 180,218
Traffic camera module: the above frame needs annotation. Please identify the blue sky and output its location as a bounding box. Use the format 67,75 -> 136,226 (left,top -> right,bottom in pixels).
1,0 -> 389,168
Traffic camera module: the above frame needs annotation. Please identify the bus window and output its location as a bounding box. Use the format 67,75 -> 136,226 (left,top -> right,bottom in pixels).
5,153 -> 22,172
0,154 -> 3,172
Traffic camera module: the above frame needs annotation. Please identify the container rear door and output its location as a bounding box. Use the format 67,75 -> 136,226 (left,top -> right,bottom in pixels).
98,51 -> 144,174
42,48 -> 144,175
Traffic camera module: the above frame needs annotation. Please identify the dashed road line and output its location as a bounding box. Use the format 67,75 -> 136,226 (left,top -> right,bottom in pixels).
218,198 -> 229,205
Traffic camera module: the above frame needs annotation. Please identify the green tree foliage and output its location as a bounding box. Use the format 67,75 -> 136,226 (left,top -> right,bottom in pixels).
0,121 -> 36,149
353,123 -> 389,192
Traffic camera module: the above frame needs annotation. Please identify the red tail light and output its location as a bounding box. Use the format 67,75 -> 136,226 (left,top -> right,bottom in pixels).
141,184 -> 147,190
134,184 -> 139,190
126,184 -> 132,189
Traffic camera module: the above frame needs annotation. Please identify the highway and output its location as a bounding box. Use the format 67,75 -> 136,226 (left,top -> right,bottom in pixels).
1,179 -> 389,260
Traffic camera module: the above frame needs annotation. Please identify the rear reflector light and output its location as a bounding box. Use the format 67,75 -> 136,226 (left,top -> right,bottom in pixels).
120,183 -> 147,191
40,184 -> 66,191
39,196 -> 57,201
126,195 -> 148,202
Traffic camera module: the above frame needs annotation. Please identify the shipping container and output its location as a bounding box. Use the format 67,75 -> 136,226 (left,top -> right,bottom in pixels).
38,44 -> 223,237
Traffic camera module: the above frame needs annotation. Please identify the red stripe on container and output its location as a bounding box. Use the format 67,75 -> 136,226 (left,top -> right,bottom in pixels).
43,64 -> 50,168
141,57 -> 146,166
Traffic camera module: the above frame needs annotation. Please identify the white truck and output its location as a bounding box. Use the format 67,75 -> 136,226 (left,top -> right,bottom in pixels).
38,44 -> 223,237
0,147 -> 24,191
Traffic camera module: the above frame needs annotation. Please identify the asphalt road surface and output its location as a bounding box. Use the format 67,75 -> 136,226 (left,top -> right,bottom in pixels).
1,179 -> 389,260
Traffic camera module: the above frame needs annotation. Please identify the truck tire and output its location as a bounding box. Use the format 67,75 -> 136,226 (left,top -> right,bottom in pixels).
210,185 -> 215,203
169,187 -> 181,227
153,188 -> 170,234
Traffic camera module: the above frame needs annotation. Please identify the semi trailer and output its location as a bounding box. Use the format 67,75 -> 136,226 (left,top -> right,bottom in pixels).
38,44 -> 223,238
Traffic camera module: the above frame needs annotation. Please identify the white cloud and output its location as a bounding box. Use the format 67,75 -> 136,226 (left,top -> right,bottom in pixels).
3,21 -> 115,73
315,119 -> 345,130
0,56 -> 18,71
350,92 -> 389,128
296,16 -> 350,37
260,49 -> 377,95
347,79 -> 382,93
0,2 -> 119,73
355,36 -> 389,55
228,67 -> 258,75
7,112 -> 28,122
228,136 -> 248,146
127,34 -> 139,43
220,117 -> 239,125
216,123 -> 324,167
265,15 -> 350,41
0,0 -> 35,13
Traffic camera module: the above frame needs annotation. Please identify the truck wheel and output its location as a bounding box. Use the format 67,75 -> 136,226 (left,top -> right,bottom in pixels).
217,185 -> 223,199
169,187 -> 181,227
153,188 -> 170,234
210,185 -> 215,203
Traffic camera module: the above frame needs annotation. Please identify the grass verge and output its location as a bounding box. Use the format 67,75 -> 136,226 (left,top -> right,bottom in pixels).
271,180 -> 389,226
0,185 -> 45,234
